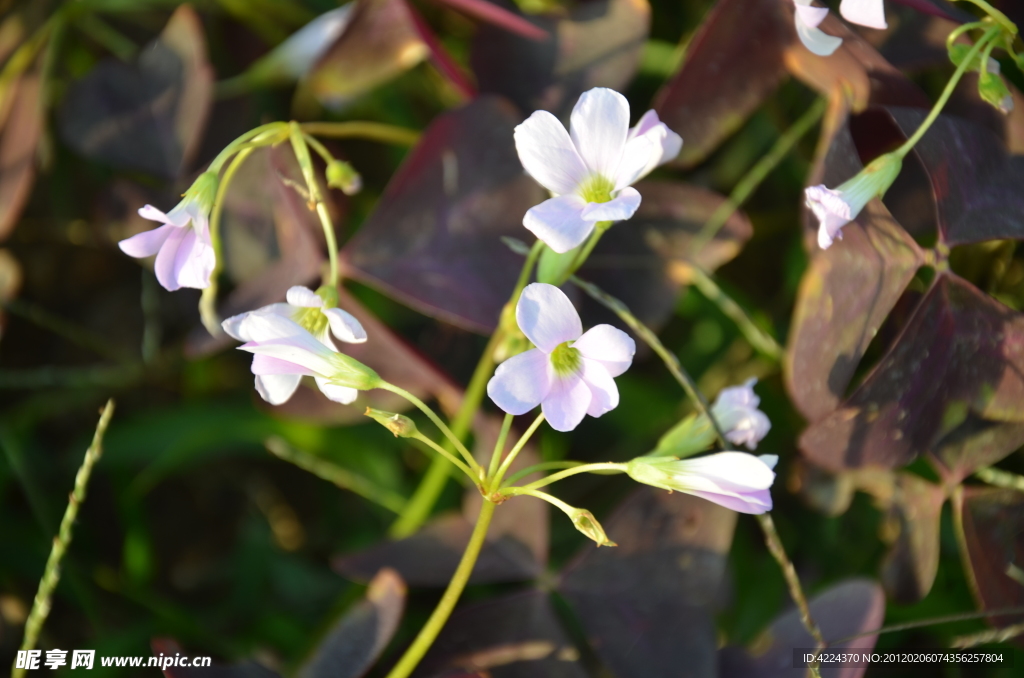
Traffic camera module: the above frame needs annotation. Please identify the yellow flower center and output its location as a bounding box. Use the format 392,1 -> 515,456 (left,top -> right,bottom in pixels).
550,341 -> 581,376
578,175 -> 614,204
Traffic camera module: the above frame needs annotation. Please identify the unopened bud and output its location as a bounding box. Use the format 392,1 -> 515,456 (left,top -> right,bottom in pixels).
364,408 -> 418,437
571,509 -> 616,547
650,412 -> 715,458
331,353 -> 382,390
327,160 -> 363,195
979,71 -> 1014,115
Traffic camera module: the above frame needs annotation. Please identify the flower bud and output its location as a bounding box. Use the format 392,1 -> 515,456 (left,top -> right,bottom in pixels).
710,378 -> 771,450
364,408 -> 418,437
979,71 -> 1014,115
184,171 -> 220,214
570,509 -> 616,547
331,353 -> 382,391
650,412 -> 716,458
326,160 -> 363,195
805,152 -> 902,250
626,452 -> 776,514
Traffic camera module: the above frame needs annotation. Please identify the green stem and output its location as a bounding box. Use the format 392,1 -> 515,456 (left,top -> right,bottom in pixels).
569,220 -> 612,275
757,513 -> 825,650
300,121 -> 421,147
694,97 -> 826,251
975,466 -> 1024,491
379,382 -> 480,475
289,122 -> 339,285
946,20 -> 987,51
502,460 -> 584,486
488,413 -> 514,478
491,413 -> 545,490
518,462 -> 626,491
210,122 -> 288,173
384,500 -> 496,678
689,267 -> 783,360
895,27 -> 1001,158
389,239 -> 542,537
200,146 -> 255,335
957,0 -> 1017,35
569,275 -> 729,447
302,132 -> 336,165
410,432 -> 477,481
264,437 -> 407,514
15,400 -> 115,678
499,485 -> 578,514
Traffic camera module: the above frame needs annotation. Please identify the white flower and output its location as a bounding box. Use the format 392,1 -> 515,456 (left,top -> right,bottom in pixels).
626,452 -> 778,514
487,283 -> 635,432
840,0 -> 887,30
711,378 -> 771,450
223,286 -> 372,405
805,152 -> 902,250
119,172 -> 219,291
514,88 -> 682,254
792,0 -> 843,57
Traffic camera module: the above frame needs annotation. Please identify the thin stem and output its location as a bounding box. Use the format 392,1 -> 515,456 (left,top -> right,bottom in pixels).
384,500 -> 496,678
200,146 -> 255,335
379,382 -> 480,475
409,432 -> 477,481
300,121 -> 421,147
289,122 -> 339,285
492,413 -> 545,490
500,485 -> 578,514
570,275 -> 729,447
694,97 -> 826,251
389,239 -> 541,537
209,122 -> 288,172
952,622 -> 1024,648
947,21 -> 987,51
569,220 -> 612,276
689,267 -> 783,360
302,132 -> 336,165
895,26 -> 1001,158
957,0 -> 1017,35
488,413 -> 514,478
15,400 -> 115,678
758,513 -> 825,646
503,460 -> 585,486
264,437 -> 407,514
829,606 -> 1024,645
975,466 -> 1024,491
518,462 -> 626,491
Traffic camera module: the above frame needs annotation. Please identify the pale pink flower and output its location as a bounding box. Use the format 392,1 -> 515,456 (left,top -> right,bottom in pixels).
793,0 -> 842,57
805,152 -> 902,250
514,88 -> 682,253
223,286 -> 372,405
627,452 -> 778,514
119,172 -> 218,291
487,283 -> 635,431
840,0 -> 887,30
711,378 -> 771,450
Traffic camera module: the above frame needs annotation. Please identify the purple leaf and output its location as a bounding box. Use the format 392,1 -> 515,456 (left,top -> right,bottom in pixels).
558,488 -> 736,678
0,68 -> 42,241
719,579 -> 885,678
412,591 -> 589,678
889,0 -> 974,22
958,487 -> 1024,628
342,96 -> 546,334
429,0 -> 548,41
878,473 -> 945,604
469,0 -> 649,119
800,274 -> 1024,472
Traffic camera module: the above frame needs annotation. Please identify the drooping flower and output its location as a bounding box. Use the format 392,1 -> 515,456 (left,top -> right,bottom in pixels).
805,152 -> 902,249
792,0 -> 843,57
487,283 -> 635,432
223,287 -> 377,405
119,171 -> 219,291
840,0 -> 887,30
626,452 -> 778,514
514,88 -> 682,254
711,378 -> 771,450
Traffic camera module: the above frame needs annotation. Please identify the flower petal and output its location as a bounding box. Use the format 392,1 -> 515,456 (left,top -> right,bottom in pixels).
516,283 -> 582,352
487,348 -> 551,415
251,354 -> 316,377
323,307 -> 367,344
569,88 -> 629,179
118,224 -> 176,258
805,184 -> 853,250
840,0 -> 886,29
580,358 -> 618,417
614,135 -> 660,189
572,324 -> 635,377
286,286 -> 324,308
222,304 -> 297,342
794,6 -> 843,56
171,227 -> 215,289
242,336 -> 338,378
523,194 -> 594,254
236,312 -> 306,342
255,373 -> 302,405
542,373 -> 592,432
679,452 -> 776,491
685,487 -> 772,514
138,204 -> 173,224
315,377 -> 359,404
153,226 -> 189,291
514,110 -> 589,195
580,187 -> 641,222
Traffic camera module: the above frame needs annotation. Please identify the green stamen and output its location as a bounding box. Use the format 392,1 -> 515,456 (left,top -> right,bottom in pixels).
550,342 -> 581,376
297,307 -> 329,337
578,175 -> 614,204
